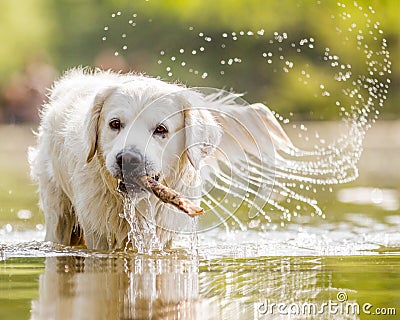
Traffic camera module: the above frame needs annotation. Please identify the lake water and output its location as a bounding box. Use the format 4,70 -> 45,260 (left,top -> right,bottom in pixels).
1,124 -> 400,319
1,228 -> 400,320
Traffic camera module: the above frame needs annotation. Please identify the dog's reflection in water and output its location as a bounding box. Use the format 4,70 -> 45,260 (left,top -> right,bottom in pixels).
31,255 -> 215,320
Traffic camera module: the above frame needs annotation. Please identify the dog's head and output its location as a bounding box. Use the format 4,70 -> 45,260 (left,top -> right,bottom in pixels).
84,77 -> 221,198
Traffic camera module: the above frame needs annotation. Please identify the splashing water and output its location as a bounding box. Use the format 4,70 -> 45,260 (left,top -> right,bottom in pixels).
121,194 -> 161,253
101,1 -> 391,236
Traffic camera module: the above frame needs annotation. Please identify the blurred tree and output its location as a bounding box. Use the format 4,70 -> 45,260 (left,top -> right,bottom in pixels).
0,0 -> 54,81
0,0 -> 398,122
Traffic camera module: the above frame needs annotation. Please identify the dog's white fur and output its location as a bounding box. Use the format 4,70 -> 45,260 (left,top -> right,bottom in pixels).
29,68 -> 221,250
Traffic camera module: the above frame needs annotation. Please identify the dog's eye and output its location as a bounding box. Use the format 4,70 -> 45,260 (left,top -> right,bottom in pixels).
109,119 -> 121,131
154,124 -> 168,136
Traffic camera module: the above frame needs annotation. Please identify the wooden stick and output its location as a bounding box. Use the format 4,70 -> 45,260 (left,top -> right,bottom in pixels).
140,176 -> 204,217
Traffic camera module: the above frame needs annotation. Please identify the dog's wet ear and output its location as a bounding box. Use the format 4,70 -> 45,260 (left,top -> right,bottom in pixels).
184,107 -> 222,169
85,86 -> 116,163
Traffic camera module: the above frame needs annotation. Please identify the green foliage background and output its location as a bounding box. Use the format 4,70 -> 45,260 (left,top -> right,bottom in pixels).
0,0 -> 398,121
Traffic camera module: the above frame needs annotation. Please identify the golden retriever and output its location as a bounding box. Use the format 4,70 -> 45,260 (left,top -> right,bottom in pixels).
29,68 -> 293,250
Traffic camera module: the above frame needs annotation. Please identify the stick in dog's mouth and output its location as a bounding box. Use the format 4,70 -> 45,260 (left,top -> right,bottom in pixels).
117,176 -> 204,217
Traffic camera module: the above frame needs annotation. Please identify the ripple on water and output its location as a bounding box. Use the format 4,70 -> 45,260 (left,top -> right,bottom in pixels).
1,220 -> 399,260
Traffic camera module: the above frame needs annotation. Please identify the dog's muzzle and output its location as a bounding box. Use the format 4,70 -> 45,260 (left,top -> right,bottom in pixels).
115,148 -> 159,195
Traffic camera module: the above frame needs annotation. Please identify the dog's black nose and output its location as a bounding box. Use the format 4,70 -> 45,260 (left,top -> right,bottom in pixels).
116,150 -> 143,171
116,151 -> 123,170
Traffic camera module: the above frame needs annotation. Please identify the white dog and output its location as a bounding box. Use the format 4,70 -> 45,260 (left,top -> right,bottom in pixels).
30,68 -> 293,250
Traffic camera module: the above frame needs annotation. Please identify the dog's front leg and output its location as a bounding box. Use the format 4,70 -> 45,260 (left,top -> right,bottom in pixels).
84,232 -> 110,251
39,179 -> 75,245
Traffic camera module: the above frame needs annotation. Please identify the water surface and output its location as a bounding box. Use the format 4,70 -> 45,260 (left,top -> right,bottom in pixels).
1,211 -> 400,320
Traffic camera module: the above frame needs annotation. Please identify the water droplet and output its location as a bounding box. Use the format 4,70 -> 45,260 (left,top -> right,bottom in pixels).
17,209 -> 32,220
